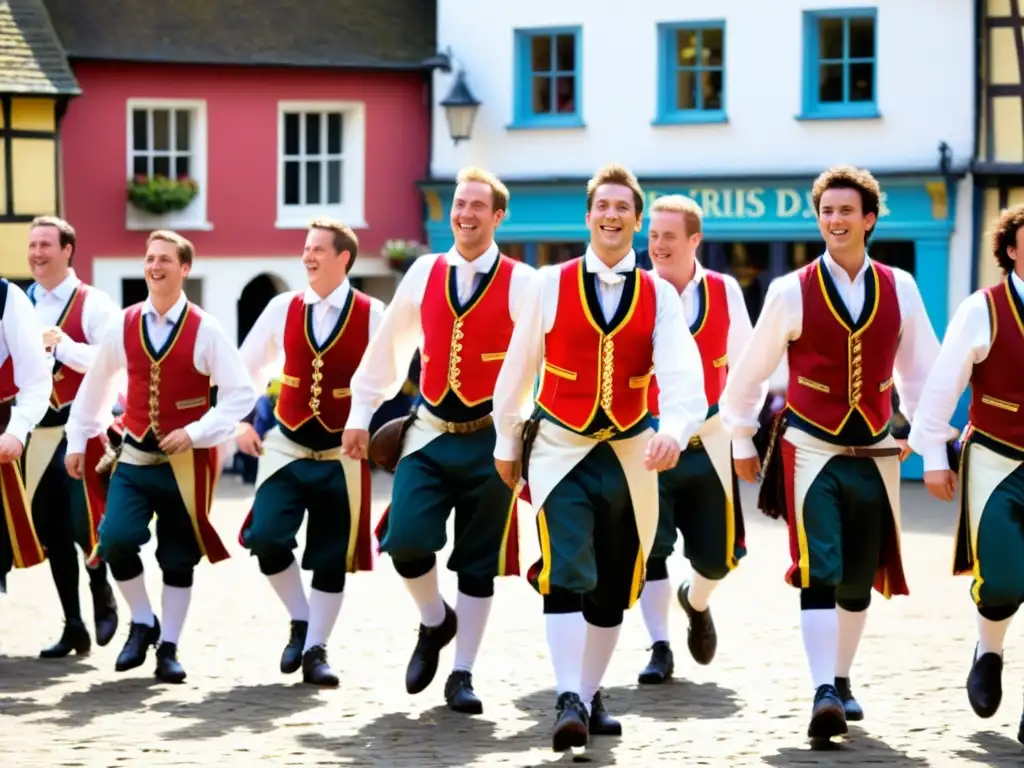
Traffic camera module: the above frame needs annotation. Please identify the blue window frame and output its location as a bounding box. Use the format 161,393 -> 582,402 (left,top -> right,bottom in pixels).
801,8 -> 879,120
511,27 -> 584,129
654,21 -> 727,125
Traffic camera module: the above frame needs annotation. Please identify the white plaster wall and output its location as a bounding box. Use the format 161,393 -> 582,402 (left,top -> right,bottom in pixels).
947,176 -> 975,326
432,0 -> 975,179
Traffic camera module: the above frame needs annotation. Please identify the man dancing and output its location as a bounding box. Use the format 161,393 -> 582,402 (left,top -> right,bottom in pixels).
909,202 -> 1024,743
0,280 -> 51,595
342,167 -> 533,714
237,220 -> 382,686
23,216 -> 120,657
66,230 -> 255,683
492,164 -> 707,751
637,195 -> 758,684
719,166 -> 939,744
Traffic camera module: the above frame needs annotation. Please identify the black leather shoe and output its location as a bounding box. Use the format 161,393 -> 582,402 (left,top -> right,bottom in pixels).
444,670 -> 483,714
280,620 -> 308,674
678,582 -> 717,665
91,581 -> 119,647
638,640 -> 674,684
834,676 -> 863,720
154,641 -> 186,683
405,602 -> 456,694
967,646 -> 1003,718
588,690 -> 622,736
302,645 -> 340,687
808,683 -> 848,740
114,617 -> 160,672
552,691 -> 589,752
39,620 -> 91,658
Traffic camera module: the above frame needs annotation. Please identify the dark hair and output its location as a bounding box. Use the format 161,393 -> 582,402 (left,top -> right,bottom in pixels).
811,165 -> 882,241
992,203 -> 1024,275
30,215 -> 77,265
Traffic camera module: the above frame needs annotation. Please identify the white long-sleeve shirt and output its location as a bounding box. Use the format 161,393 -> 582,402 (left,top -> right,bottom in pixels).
66,292 -> 257,454
0,281 -> 51,445
908,272 -> 1024,471
29,270 -> 119,375
346,242 -> 536,430
720,251 -> 940,458
239,280 -> 385,393
492,247 -> 708,462
674,261 -> 763,452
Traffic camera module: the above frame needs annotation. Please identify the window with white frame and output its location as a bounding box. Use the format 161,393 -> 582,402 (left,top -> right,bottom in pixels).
277,101 -> 366,228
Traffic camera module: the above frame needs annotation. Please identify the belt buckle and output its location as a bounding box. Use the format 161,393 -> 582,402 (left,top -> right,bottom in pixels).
443,420 -> 458,434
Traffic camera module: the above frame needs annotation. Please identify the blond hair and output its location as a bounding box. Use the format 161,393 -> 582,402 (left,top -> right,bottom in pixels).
147,229 -> 195,266
456,166 -> 510,212
586,163 -> 645,214
650,194 -> 703,236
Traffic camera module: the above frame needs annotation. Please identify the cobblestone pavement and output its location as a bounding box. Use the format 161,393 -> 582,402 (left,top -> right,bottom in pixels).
2,471 -> 1024,766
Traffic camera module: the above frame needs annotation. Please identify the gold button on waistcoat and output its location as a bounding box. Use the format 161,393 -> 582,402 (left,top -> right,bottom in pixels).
309,354 -> 324,416
448,318 -> 465,392
600,337 -> 615,412
148,363 -> 163,438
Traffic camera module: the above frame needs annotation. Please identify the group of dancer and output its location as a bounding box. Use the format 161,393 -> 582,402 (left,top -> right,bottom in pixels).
1,162 -> 1023,752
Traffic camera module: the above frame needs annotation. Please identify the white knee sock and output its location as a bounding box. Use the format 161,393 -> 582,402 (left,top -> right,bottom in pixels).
579,622 -> 622,712
453,592 -> 492,672
801,608 -> 838,689
267,560 -> 309,622
835,606 -> 868,677
545,612 -> 586,696
640,578 -> 672,644
116,573 -> 155,627
978,612 -> 1013,657
686,572 -> 720,612
303,589 -> 344,652
160,585 -> 191,645
402,565 -> 446,627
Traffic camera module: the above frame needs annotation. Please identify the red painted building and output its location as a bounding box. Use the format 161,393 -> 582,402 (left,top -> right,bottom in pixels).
44,0 -> 438,343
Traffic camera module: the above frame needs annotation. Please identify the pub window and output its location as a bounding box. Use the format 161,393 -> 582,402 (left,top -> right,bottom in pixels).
801,9 -> 879,120
512,28 -> 583,127
655,21 -> 726,124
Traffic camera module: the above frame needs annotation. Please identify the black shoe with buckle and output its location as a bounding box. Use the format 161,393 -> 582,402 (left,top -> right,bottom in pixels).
444,670 -> 483,714
638,640 -> 674,684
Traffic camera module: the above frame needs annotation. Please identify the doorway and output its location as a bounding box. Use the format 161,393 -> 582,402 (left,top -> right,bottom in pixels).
237,273 -> 289,345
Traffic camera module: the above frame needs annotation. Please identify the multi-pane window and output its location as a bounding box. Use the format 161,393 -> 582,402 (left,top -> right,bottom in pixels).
803,9 -> 878,117
513,28 -> 582,126
281,110 -> 344,207
665,25 -> 725,113
131,107 -> 192,178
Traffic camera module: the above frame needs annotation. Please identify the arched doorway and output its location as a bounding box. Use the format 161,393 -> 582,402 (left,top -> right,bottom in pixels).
237,272 -> 289,345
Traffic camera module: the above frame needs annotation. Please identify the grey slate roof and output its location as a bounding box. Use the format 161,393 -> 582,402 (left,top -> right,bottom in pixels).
41,0 -> 438,70
0,0 -> 79,95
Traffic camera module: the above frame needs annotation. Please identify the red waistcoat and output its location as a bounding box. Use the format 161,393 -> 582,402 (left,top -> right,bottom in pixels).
0,358 -> 13,403
537,258 -> 657,433
122,302 -> 211,441
786,258 -> 901,436
50,284 -> 90,408
648,270 -> 730,417
275,290 -> 372,433
418,254 -> 516,408
969,280 -> 1024,450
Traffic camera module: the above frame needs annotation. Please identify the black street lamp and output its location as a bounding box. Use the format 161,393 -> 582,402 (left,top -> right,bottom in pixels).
440,70 -> 481,145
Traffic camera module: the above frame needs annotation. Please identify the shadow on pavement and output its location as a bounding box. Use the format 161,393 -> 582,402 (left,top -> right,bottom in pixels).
954,730 -> 1024,767
148,682 -> 323,741
598,680 -> 742,721
763,725 -> 929,765
0,654 -> 92,694
33,677 -> 163,726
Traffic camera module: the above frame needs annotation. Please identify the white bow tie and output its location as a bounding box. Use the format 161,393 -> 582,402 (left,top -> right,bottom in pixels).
596,271 -> 626,286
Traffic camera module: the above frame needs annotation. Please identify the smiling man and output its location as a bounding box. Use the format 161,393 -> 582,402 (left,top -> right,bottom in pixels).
21,216 -> 120,659
491,164 -> 707,752
719,166 -> 940,745
637,195 -> 759,685
342,167 -> 534,715
65,229 -> 255,684
236,219 -> 383,686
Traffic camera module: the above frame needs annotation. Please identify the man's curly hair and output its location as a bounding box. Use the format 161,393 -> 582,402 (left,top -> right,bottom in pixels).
811,165 -> 882,241
992,203 -> 1024,275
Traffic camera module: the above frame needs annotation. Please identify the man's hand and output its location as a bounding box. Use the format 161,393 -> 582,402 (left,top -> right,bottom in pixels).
158,428 -> 193,455
495,458 -> 522,491
65,452 -> 85,479
236,423 -> 263,457
342,429 -> 369,460
42,326 -> 64,351
644,434 -> 681,472
734,456 -> 761,484
923,469 -> 957,502
896,438 -> 911,462
0,433 -> 23,463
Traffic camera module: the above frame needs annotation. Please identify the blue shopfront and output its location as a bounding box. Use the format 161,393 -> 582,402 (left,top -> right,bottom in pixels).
420,173 -> 962,480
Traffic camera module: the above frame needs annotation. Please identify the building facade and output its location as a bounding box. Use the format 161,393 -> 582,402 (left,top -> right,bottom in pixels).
45,0 -> 437,345
0,0 -> 79,285
425,0 -> 976,478
973,0 -> 1024,288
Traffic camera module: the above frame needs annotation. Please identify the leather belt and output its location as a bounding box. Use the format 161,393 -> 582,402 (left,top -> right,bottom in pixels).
839,445 -> 902,458
417,407 -> 493,435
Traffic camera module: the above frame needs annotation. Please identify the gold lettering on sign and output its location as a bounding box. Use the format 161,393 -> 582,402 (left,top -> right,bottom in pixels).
644,186 -> 892,220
